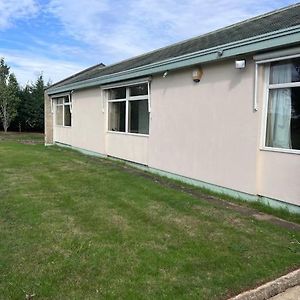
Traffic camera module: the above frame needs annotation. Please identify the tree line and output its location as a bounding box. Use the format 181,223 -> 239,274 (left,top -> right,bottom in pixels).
0,58 -> 49,133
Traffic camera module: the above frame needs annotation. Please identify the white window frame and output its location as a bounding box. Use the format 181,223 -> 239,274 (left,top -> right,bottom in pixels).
54,95 -> 72,127
106,81 -> 150,136
260,54 -> 300,155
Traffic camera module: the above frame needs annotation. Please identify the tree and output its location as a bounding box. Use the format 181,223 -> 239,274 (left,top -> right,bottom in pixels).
28,74 -> 45,131
0,58 -> 20,132
11,74 -> 47,132
13,84 -> 31,132
21,74 -> 45,132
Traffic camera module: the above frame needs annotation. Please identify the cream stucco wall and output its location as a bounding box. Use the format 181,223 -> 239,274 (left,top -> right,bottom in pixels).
106,133 -> 149,165
50,58 -> 299,207
148,60 -> 259,195
53,88 -> 106,154
257,151 -> 300,206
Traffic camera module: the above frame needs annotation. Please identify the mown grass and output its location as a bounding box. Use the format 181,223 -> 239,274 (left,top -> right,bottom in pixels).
176,182 -> 300,225
0,132 -> 299,299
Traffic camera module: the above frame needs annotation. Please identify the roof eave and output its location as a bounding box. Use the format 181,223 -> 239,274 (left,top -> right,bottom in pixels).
47,25 -> 300,95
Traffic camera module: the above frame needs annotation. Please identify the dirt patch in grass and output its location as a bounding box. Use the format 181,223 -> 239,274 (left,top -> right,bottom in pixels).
164,214 -> 200,237
19,140 -> 42,145
110,212 -> 130,231
0,132 -> 44,143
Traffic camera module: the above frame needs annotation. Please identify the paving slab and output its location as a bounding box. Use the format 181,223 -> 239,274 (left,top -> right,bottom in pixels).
269,285 -> 300,300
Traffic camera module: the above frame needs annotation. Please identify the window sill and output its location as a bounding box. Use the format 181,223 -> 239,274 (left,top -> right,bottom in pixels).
259,146 -> 300,155
55,125 -> 72,128
107,130 -> 149,137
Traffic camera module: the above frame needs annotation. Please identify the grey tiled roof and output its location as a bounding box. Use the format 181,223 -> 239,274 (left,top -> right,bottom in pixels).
50,4 -> 300,89
48,63 -> 105,89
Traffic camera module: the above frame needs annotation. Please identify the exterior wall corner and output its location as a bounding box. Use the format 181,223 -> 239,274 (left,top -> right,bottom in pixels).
44,92 -> 53,145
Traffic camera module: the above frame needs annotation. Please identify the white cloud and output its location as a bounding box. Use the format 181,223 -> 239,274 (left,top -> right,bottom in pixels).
0,49 -> 87,86
30,37 -> 93,60
0,0 -> 39,30
0,0 -> 295,85
47,0 -> 295,63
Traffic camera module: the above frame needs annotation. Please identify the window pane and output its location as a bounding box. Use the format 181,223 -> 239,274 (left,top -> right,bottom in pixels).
57,98 -> 63,105
270,58 -> 300,84
266,87 -> 300,150
108,87 -> 126,100
108,101 -> 126,132
291,87 -> 300,149
64,105 -> 71,126
64,96 -> 70,103
129,100 -> 149,134
56,105 -> 63,126
130,83 -> 148,96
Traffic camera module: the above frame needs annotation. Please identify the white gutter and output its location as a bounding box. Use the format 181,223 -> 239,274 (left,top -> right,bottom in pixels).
100,77 -> 151,89
254,63 -> 259,111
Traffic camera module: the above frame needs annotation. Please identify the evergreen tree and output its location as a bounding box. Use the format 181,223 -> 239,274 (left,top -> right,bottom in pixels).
14,84 -> 32,132
30,74 -> 45,131
13,74 -> 46,132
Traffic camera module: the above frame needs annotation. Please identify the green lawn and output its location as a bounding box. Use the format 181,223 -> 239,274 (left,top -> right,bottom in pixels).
0,132 -> 299,299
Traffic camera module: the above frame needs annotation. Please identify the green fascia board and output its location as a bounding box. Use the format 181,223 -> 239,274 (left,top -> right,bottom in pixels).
47,25 -> 300,95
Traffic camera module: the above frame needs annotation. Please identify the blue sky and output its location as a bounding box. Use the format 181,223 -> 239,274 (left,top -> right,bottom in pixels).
0,0 -> 298,86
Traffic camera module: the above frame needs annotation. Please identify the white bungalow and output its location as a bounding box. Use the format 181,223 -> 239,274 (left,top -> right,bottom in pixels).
45,4 -> 300,212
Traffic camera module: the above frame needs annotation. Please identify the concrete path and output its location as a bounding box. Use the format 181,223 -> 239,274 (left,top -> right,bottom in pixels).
229,269 -> 300,300
270,285 -> 300,300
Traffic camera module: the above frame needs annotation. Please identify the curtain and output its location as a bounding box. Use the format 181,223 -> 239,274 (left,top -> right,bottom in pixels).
266,63 -> 292,149
109,103 -> 120,131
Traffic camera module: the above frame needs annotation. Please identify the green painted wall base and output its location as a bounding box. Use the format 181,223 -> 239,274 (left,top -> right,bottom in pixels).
130,164 -> 300,214
53,142 -> 107,159
52,142 -> 300,214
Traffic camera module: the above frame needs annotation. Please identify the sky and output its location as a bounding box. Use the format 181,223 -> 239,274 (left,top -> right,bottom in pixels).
0,0 -> 298,86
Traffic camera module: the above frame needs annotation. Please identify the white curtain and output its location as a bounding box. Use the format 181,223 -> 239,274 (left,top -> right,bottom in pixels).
266,63 -> 292,149
109,102 -> 120,131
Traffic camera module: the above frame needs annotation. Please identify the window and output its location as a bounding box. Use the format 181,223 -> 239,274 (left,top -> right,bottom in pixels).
107,83 -> 149,134
55,96 -> 72,127
265,58 -> 300,151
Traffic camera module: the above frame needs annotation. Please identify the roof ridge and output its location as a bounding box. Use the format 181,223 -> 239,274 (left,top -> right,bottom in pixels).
95,3 -> 300,72
48,62 -> 105,89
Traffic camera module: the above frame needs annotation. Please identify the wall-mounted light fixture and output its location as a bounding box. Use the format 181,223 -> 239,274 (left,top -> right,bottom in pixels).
192,67 -> 203,83
235,59 -> 246,69
163,71 -> 168,78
